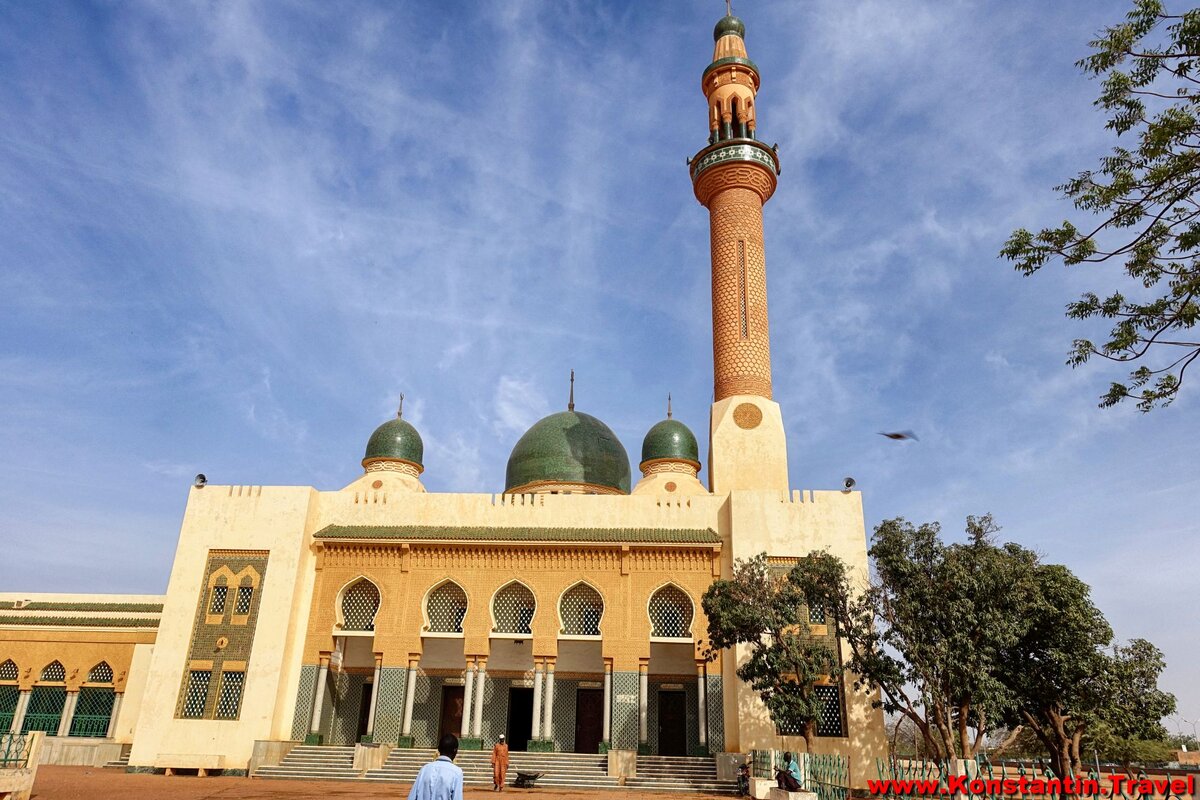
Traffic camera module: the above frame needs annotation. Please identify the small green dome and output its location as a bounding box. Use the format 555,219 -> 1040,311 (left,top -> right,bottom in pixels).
641,418 -> 700,469
714,15 -> 745,41
363,416 -> 424,469
505,411 -> 631,494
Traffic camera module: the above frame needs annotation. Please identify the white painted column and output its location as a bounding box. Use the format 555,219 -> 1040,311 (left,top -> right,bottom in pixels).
311,658 -> 330,734
638,661 -> 649,747
402,660 -> 419,737
461,660 -> 475,738
106,693 -> 124,739
365,655 -> 383,737
530,661 -> 544,740
57,692 -> 78,737
602,661 -> 613,744
542,660 -> 556,743
472,661 -> 486,738
10,691 -> 30,734
696,661 -> 708,749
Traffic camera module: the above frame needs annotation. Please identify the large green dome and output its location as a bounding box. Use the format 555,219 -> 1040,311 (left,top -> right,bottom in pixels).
641,418 -> 700,469
363,416 -> 424,470
505,411 -> 631,494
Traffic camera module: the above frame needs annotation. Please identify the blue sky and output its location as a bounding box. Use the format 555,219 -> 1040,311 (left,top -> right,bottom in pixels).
1,1 -> 1196,725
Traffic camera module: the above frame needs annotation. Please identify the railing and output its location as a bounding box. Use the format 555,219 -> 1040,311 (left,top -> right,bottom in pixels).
805,752 -> 850,800
0,713 -> 13,732
20,713 -> 61,734
69,714 -> 111,737
0,733 -> 29,768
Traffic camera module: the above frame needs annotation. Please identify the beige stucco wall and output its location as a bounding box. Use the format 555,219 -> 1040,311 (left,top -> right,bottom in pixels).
127,485 -> 319,770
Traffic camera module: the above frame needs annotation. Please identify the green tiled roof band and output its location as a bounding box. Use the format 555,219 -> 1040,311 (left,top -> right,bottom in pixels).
314,525 -> 720,544
0,616 -> 161,628
5,602 -> 164,612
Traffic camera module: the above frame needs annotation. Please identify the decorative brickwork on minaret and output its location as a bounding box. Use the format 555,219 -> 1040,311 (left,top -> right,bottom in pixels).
691,15 -> 780,403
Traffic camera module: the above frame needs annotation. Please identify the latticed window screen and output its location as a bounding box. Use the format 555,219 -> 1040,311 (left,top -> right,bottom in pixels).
87,661 -> 113,683
809,605 -> 826,624
40,661 -> 66,682
210,585 -> 227,615
182,670 -> 211,718
0,660 -> 17,681
492,583 -> 536,634
341,579 -> 381,631
69,687 -> 115,737
560,583 -> 604,636
426,582 -> 468,633
814,684 -> 845,737
235,585 -> 254,614
215,671 -> 245,719
648,586 -> 694,638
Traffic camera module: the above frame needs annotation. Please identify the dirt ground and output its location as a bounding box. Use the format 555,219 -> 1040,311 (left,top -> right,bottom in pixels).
29,766 -> 733,800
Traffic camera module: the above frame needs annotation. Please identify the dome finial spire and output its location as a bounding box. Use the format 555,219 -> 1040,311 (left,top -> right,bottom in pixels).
667,393 -> 673,419
568,370 -> 575,412
397,393 -> 405,419
726,0 -> 732,16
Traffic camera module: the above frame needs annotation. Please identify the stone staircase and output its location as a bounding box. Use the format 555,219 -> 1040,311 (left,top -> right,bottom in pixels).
102,744 -> 131,770
365,749 -> 620,790
255,745 -> 738,793
628,754 -> 739,794
255,745 -> 360,781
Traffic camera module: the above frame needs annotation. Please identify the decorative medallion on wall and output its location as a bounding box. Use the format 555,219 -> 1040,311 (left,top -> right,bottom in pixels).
733,402 -> 762,429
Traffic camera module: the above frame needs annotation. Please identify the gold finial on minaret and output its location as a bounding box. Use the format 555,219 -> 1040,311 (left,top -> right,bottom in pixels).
397,393 -> 405,418
568,370 -> 575,412
667,393 -> 673,419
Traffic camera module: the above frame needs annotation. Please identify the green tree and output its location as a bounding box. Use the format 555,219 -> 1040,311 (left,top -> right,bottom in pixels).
1001,0 -> 1200,410
792,515 -> 1036,761
996,562 -> 1177,779
701,553 -> 841,752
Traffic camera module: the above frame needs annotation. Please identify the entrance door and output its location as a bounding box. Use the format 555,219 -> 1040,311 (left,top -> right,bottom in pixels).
657,690 -> 687,756
506,687 -> 534,751
573,688 -> 604,754
439,685 -> 465,743
356,682 -> 373,742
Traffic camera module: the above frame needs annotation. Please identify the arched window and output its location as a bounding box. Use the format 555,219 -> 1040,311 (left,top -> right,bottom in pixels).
648,585 -> 694,638
426,581 -> 468,633
87,662 -> 114,683
341,578 -> 381,631
0,660 -> 17,681
492,582 -> 535,635
40,661 -> 66,682
560,583 -> 604,636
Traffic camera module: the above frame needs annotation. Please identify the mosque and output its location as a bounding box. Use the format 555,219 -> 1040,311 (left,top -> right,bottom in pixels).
0,9 -> 886,789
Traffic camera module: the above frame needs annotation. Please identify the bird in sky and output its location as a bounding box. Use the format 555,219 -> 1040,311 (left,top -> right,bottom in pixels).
878,430 -> 919,441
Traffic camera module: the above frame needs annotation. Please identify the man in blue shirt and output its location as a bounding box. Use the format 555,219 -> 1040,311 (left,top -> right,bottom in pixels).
407,733 -> 465,800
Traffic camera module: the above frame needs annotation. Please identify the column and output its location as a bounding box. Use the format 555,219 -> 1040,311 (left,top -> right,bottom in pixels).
10,691 -> 30,734
472,660 -> 486,738
401,658 -> 419,737
638,659 -> 649,748
106,693 -> 124,739
461,660 -> 476,738
530,660 -> 544,740
365,654 -> 383,738
57,691 -> 78,737
542,659 -> 556,743
602,660 -> 613,745
311,656 -> 330,734
696,661 -> 708,750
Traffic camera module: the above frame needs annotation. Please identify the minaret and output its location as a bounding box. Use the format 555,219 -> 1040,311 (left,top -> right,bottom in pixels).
691,9 -> 789,493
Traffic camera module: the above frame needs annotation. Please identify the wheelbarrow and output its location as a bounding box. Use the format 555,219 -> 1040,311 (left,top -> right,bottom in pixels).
513,770 -> 545,788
